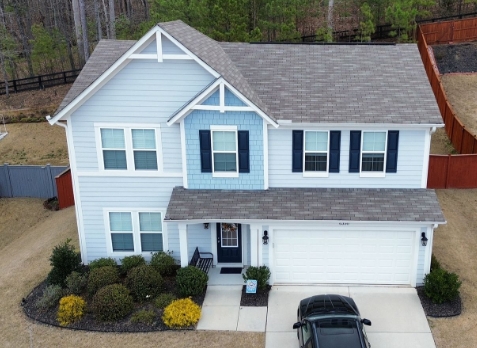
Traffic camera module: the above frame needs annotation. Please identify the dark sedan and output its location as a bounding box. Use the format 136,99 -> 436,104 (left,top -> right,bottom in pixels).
292,294 -> 372,348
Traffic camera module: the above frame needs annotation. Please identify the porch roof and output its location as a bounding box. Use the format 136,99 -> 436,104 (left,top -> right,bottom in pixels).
164,187 -> 445,223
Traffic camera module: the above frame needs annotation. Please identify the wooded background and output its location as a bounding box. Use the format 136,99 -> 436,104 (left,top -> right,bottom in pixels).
0,0 -> 476,84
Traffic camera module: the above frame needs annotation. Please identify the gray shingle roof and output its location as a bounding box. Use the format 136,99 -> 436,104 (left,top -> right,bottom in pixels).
54,40 -> 136,115
220,43 -> 442,124
165,187 -> 445,223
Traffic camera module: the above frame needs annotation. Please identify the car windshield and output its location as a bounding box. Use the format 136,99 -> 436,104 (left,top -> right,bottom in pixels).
313,318 -> 362,348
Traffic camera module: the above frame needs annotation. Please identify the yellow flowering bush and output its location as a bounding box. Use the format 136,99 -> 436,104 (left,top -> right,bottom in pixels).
57,295 -> 86,326
162,298 -> 201,328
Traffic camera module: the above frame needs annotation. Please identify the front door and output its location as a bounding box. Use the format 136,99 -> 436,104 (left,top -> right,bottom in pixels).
217,223 -> 242,263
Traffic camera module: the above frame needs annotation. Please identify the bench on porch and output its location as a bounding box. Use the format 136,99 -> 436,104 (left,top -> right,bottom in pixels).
189,247 -> 213,273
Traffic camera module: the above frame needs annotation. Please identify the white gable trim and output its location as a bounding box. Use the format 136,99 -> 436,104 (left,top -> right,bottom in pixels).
167,77 -> 279,127
48,25 -> 220,125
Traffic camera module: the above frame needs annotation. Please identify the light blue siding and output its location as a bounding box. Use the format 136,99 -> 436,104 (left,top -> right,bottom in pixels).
262,225 -> 269,267
416,227 -> 427,286
162,37 -> 184,54
141,41 -> 157,54
166,223 -> 180,263
200,88 -> 247,106
244,225 -> 251,265
184,110 -> 264,189
201,90 -> 219,106
78,176 -> 182,263
268,129 -> 426,188
187,224 -> 213,259
70,59 -> 215,171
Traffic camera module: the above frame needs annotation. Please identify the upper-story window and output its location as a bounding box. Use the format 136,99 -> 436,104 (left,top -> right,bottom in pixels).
361,131 -> 386,172
292,130 -> 341,175
212,128 -> 238,175
304,131 -> 329,173
199,126 -> 249,177
96,124 -> 161,172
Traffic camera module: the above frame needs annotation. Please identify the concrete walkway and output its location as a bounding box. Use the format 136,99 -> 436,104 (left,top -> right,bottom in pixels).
198,284 -> 437,348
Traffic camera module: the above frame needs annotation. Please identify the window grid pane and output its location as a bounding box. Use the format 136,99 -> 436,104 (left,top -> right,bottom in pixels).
134,151 -> 158,170
141,233 -> 163,252
221,224 -> 238,247
363,132 -> 386,152
362,154 -> 384,172
305,154 -> 327,171
109,212 -> 132,231
213,131 -> 236,151
214,153 -> 237,172
111,233 -> 134,251
101,129 -> 125,149
103,150 -> 127,169
305,132 -> 328,152
139,212 -> 162,231
132,129 -> 156,149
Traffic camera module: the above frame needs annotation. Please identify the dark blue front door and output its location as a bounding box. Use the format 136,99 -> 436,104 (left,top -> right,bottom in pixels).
217,223 -> 242,263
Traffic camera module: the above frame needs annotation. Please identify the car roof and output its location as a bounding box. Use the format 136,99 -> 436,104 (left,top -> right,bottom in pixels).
300,294 -> 359,318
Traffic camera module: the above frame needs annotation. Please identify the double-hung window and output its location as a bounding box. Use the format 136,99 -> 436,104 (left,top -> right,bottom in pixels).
211,126 -> 238,177
361,131 -> 387,173
97,125 -> 161,172
304,131 -> 329,174
107,210 -> 164,255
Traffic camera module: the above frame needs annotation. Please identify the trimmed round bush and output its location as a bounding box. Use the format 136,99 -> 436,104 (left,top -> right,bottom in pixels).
89,257 -> 117,270
35,284 -> 64,310
65,271 -> 88,295
57,295 -> 86,326
130,309 -> 156,325
46,239 -> 82,287
154,293 -> 176,309
120,255 -> 146,275
242,266 -> 271,291
92,284 -> 134,321
176,266 -> 208,297
150,251 -> 177,276
126,265 -> 163,302
424,268 -> 462,304
431,254 -> 441,272
87,266 -> 120,296
162,298 -> 201,328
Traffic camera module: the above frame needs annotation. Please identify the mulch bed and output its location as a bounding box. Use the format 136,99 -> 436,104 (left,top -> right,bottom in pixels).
240,285 -> 270,307
432,42 -> 477,74
22,277 -> 206,332
416,287 -> 462,318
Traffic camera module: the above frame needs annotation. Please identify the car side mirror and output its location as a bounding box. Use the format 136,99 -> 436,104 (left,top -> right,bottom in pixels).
361,319 -> 372,326
293,322 -> 302,329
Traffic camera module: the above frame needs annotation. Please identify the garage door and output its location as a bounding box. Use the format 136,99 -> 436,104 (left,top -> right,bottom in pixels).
273,229 -> 415,285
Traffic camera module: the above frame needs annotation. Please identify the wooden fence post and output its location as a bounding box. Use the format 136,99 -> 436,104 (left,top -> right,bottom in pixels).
445,155 -> 451,189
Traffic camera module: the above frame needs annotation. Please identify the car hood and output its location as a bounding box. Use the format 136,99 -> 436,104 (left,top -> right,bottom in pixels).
300,294 -> 359,318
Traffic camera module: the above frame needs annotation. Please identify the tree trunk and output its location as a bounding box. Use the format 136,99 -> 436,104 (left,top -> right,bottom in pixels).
94,0 -> 102,41
109,0 -> 116,39
79,0 -> 89,61
72,0 -> 85,66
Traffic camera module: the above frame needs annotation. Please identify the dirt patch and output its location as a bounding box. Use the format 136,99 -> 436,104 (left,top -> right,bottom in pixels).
429,190 -> 477,348
440,74 -> 477,137
0,123 -> 68,165
431,127 -> 457,155
0,199 -> 264,347
433,43 -> 477,74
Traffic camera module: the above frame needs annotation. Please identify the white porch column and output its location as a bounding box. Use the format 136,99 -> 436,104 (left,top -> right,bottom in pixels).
250,224 -> 260,266
179,223 -> 188,267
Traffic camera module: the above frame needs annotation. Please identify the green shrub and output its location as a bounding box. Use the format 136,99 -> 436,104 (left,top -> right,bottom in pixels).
126,265 -> 163,302
46,239 -> 82,287
65,271 -> 88,295
36,284 -> 64,310
89,257 -> 117,270
57,295 -> 86,326
176,266 -> 208,297
154,293 -> 176,309
120,255 -> 146,275
92,284 -> 134,321
162,298 -> 201,328
424,268 -> 462,304
130,309 -> 156,325
87,266 -> 120,296
150,251 -> 177,276
242,266 -> 271,291
431,254 -> 441,272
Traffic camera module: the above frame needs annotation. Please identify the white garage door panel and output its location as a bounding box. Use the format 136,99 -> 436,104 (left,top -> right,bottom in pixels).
274,230 -> 415,285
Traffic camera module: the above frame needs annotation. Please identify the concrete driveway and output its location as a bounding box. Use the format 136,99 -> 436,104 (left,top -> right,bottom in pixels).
266,286 -> 436,348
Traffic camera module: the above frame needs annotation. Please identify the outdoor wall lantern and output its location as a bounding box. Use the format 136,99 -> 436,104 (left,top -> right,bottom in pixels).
262,230 -> 269,245
421,232 -> 428,246
203,223 -> 209,229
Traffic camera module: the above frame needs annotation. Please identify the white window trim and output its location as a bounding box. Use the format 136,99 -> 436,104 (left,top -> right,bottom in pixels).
95,123 -> 163,174
220,223 -> 239,248
210,125 -> 239,178
104,208 -> 166,257
302,130 -> 330,178
360,130 -> 387,178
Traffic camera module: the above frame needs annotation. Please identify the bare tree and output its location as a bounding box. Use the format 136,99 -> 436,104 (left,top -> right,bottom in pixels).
109,0 -> 115,39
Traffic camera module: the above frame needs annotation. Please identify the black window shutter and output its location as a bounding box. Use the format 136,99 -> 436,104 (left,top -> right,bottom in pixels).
199,130 -> 212,173
238,130 -> 250,173
292,130 -> 304,172
349,131 -> 361,173
329,131 -> 341,173
386,131 -> 399,173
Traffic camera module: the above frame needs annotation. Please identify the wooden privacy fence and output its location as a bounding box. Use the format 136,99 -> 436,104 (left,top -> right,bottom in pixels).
417,19 -> 477,154
428,155 -> 477,188
0,69 -> 81,95
0,164 -> 67,199
55,168 -> 75,209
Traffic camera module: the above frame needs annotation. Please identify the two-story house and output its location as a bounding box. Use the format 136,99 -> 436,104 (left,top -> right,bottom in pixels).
48,20 -> 445,287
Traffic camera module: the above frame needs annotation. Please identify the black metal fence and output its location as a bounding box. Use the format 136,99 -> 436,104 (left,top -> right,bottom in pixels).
0,69 -> 81,95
